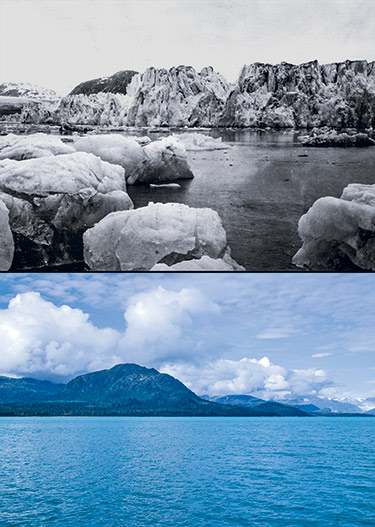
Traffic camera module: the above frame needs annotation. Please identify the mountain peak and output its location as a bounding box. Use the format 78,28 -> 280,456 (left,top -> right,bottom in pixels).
59,362 -> 200,408
69,70 -> 139,96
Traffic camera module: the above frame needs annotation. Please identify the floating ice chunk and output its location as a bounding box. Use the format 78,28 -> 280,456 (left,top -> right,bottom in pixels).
0,152 -> 133,269
0,199 -> 14,270
74,134 -> 194,185
300,127 -> 375,147
0,133 -> 74,160
83,202 -> 234,271
175,132 -> 231,151
293,184 -> 375,270
74,134 -> 144,174
151,254 -> 244,271
149,183 -> 181,188
0,151 -> 127,196
126,136 -> 194,185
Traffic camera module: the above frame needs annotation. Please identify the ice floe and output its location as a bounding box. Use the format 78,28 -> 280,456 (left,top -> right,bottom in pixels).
0,199 -> 14,270
0,152 -> 133,269
0,133 -> 74,160
175,132 -> 231,151
74,134 -> 144,175
151,254 -> 243,271
293,183 -> 375,270
83,202 -> 239,271
74,134 -> 194,185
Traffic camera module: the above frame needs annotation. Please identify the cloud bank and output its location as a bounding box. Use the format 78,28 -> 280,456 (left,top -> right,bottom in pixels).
161,357 -> 330,399
0,287 -> 219,380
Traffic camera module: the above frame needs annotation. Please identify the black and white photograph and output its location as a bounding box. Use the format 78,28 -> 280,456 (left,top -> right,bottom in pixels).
0,0 -> 374,271
0,1 -> 374,527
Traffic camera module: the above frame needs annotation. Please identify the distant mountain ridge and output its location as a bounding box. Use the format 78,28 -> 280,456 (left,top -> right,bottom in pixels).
0,376 -> 64,402
202,393 -> 367,414
0,82 -> 59,100
69,70 -> 139,96
202,394 -> 265,407
0,364 -> 307,417
0,365 -> 373,417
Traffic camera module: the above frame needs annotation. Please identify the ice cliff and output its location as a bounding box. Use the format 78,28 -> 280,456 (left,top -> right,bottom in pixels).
220,60 -> 375,129
57,66 -> 230,127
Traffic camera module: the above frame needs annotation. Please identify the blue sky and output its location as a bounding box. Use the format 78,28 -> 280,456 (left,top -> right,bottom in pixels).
0,273 -> 374,403
1,0 -> 374,94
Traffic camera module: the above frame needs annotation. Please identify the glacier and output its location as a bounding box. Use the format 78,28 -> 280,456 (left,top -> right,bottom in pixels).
8,60 -> 374,131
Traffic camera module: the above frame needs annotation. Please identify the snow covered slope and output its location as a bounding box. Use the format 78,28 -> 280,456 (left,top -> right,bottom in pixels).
0,82 -> 59,100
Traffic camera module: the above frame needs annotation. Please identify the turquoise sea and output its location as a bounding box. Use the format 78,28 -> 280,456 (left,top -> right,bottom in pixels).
0,417 -> 374,526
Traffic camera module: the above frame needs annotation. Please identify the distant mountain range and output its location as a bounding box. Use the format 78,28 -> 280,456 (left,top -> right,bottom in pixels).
0,364 -> 373,417
202,393 -> 371,415
0,364 -> 307,417
0,82 -> 59,100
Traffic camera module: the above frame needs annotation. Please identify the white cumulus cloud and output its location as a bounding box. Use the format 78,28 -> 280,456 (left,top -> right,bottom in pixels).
160,356 -> 330,399
0,292 -> 121,379
0,288 -> 220,379
119,286 -> 220,363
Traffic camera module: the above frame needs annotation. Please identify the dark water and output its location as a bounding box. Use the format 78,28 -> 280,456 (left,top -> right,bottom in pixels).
0,417 -> 374,527
127,130 -> 375,271
2,125 -> 375,271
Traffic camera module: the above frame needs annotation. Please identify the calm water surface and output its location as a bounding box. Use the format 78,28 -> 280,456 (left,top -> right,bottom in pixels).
127,130 -> 375,270
1,125 -> 375,271
0,417 -> 374,526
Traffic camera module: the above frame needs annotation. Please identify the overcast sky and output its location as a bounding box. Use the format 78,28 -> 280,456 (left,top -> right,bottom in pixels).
0,273 -> 374,406
1,0 -> 374,94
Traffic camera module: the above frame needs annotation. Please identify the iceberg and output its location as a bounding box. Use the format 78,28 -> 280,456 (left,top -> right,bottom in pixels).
151,254 -> 244,271
0,133 -> 74,160
300,127 -> 375,147
83,202 -> 237,271
175,132 -> 231,151
126,136 -> 194,185
0,199 -> 14,270
74,134 -> 144,175
74,134 -> 194,185
0,152 -> 133,269
293,183 -> 375,270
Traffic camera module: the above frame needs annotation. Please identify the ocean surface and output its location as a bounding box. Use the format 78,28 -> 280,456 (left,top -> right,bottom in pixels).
0,417 -> 374,527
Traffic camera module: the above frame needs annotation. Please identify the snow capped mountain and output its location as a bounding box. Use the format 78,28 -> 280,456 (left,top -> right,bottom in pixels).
0,82 -> 60,100
281,395 -> 363,413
